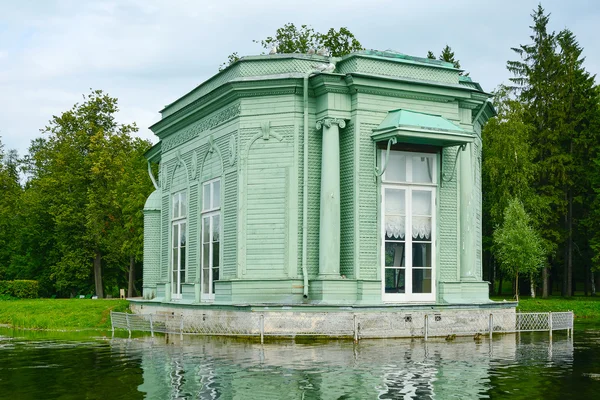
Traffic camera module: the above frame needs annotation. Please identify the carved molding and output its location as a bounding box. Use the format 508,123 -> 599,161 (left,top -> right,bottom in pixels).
200,136 -> 224,181
162,103 -> 241,152
316,117 -> 346,130
191,150 -> 198,180
169,152 -> 190,189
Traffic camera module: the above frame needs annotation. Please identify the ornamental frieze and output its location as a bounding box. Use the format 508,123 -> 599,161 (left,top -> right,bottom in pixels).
162,103 -> 241,152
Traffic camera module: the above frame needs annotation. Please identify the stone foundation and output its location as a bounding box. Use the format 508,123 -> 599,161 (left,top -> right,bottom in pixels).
129,301 -> 516,339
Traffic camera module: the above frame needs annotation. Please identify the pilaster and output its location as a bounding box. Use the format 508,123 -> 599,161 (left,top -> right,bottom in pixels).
316,117 -> 346,278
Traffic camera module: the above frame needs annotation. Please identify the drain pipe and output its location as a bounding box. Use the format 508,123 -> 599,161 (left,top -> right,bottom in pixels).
302,70 -> 317,299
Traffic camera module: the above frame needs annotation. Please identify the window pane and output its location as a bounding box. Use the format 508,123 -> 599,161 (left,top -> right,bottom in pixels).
173,225 -> 179,248
412,191 -> 431,215
203,268 -> 210,294
412,190 -> 432,240
173,195 -> 180,219
384,152 -> 406,182
180,244 -> 186,274
180,223 -> 186,247
385,189 -> 405,239
412,243 -> 432,268
385,242 -> 405,268
172,269 -> 177,294
180,193 -> 187,217
212,267 -> 219,295
212,241 -> 220,268
212,215 -> 220,242
385,268 -> 405,294
203,184 -> 210,211
385,189 -> 405,214
213,180 -> 221,209
412,269 -> 432,293
203,217 -> 210,244
203,243 -> 210,269
412,155 -> 434,183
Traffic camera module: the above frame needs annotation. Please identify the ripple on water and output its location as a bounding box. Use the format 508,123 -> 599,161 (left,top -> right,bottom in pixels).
0,330 -> 599,399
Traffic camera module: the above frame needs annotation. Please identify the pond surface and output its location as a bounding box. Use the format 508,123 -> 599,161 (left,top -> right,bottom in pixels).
1,325 -> 599,399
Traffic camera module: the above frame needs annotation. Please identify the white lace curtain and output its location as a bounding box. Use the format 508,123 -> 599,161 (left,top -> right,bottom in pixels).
385,190 -> 431,240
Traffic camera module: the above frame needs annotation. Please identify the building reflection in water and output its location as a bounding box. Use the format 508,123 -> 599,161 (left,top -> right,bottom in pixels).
121,333 -> 573,399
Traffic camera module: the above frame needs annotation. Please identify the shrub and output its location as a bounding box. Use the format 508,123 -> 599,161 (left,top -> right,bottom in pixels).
0,280 -> 39,299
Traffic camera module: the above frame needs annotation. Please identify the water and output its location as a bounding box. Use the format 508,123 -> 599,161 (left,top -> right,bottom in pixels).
1,325 -> 599,399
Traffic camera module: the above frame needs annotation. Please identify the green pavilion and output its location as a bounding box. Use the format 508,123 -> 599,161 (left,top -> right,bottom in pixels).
139,49 -> 499,311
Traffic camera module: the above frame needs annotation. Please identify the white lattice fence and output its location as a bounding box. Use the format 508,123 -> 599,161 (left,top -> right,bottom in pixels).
112,310 -> 574,342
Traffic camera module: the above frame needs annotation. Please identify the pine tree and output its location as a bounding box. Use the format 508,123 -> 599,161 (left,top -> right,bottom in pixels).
507,5 -> 563,297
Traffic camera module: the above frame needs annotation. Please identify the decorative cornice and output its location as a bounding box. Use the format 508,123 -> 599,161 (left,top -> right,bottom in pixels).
161,104 -> 241,152
152,79 -> 303,135
316,117 -> 346,130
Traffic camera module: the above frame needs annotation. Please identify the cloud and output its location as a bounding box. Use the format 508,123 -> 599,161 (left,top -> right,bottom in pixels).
0,0 -> 599,157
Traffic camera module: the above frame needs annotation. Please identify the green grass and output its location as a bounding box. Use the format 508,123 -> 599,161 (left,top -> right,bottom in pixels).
0,298 -> 130,330
492,295 -> 600,320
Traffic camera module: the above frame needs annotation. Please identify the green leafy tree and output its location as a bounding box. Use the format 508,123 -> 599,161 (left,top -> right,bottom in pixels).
220,23 -> 363,70
494,198 -> 546,300
507,5 -> 599,297
0,138 -> 22,280
26,90 -> 147,297
481,86 -> 539,294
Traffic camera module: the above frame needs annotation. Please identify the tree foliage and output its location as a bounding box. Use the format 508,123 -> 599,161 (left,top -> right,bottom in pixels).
493,199 -> 546,300
426,45 -> 466,75
220,23 -> 363,70
13,90 -> 153,297
486,4 -> 600,297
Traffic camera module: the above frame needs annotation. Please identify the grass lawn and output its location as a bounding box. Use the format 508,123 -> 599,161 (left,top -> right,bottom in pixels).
0,298 -> 130,330
492,295 -> 600,321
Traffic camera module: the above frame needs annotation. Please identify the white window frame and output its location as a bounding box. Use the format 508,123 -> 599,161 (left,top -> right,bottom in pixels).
381,150 -> 437,303
171,191 -> 187,300
201,178 -> 221,302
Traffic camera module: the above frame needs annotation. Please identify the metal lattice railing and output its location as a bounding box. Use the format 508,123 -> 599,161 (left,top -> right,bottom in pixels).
111,310 -> 574,343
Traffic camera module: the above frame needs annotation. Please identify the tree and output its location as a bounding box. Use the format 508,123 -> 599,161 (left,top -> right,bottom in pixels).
0,138 -> 22,281
494,198 -> 546,300
481,86 -> 539,294
426,45 -> 467,75
507,5 -> 599,297
507,5 -> 564,297
26,90 -> 149,297
220,23 -> 363,70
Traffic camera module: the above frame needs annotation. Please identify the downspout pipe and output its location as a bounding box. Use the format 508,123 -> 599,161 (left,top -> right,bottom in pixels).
148,161 -> 159,190
302,69 -> 321,299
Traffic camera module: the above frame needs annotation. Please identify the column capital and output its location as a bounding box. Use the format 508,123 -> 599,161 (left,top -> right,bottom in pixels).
316,117 -> 346,130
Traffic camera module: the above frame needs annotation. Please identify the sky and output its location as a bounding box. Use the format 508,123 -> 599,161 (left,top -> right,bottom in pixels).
1,0 -> 599,157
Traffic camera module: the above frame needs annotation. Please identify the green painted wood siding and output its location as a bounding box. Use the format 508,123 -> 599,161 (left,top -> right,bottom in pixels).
245,126 -> 294,278
340,121 -> 355,279
439,146 -> 459,282
223,167 -> 238,279
188,183 -> 198,283
358,123 -> 379,279
307,126 -> 321,277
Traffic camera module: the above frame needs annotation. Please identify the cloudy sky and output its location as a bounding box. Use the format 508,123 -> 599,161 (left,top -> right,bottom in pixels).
1,0 -> 598,157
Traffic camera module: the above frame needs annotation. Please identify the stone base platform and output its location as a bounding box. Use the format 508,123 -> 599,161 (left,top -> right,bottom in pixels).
129,300 -> 517,339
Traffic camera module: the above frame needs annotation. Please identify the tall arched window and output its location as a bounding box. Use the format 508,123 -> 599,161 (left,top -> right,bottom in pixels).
201,178 -> 220,301
171,190 -> 187,299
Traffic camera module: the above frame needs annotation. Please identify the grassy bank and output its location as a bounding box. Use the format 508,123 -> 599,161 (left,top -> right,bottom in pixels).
0,299 -> 129,330
493,296 -> 600,321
